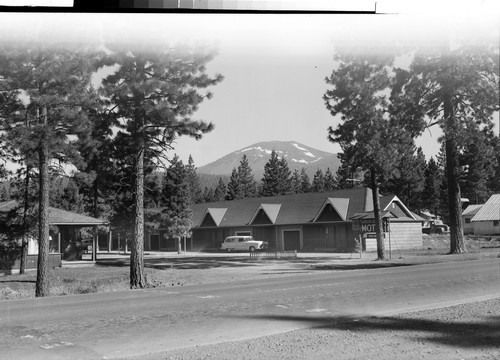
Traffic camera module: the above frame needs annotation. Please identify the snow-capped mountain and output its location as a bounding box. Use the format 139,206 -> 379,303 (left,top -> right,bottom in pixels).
198,141 -> 340,180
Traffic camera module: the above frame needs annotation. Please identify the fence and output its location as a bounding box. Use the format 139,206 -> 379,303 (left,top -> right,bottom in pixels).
249,250 -> 297,260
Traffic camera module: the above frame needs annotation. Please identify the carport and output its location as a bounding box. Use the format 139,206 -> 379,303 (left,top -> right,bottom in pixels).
48,207 -> 109,262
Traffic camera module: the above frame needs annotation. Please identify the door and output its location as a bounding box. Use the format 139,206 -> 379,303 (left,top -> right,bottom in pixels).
150,234 -> 160,251
283,230 -> 300,251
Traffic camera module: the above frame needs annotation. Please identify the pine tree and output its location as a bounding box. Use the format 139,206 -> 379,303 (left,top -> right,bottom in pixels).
50,177 -> 85,213
380,144 -> 426,211
261,150 -> 282,197
0,44 -> 97,296
398,40 -> 499,254
185,155 -> 203,204
324,51 -> 406,260
323,168 -> 338,191
226,168 -> 240,200
213,177 -> 227,201
202,186 -> 215,203
237,154 -> 257,198
312,169 -> 325,193
278,157 -> 292,195
460,127 -> 497,204
422,157 -> 443,217
160,156 -> 191,253
300,168 -> 311,193
290,169 -> 302,194
100,44 -> 222,288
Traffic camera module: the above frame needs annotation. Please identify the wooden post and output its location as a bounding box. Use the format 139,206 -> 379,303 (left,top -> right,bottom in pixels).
92,225 -> 98,262
58,232 -> 61,254
108,230 -> 112,253
118,233 -> 121,254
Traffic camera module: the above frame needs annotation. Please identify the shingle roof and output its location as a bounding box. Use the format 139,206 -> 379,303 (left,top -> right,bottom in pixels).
0,201 -> 107,226
191,188 -> 371,228
48,207 -> 107,225
190,188 -> 416,228
471,194 -> 500,222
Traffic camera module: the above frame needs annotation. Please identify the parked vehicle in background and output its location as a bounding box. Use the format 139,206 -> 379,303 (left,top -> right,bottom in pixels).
422,219 -> 450,234
220,236 -> 268,252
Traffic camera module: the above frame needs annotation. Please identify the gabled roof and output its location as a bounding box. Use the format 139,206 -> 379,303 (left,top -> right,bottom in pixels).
199,208 -> 228,227
462,204 -> 483,217
380,195 -> 416,220
0,200 -> 107,226
472,194 -> 500,221
313,198 -> 350,222
249,204 -> 281,224
190,188 -> 415,229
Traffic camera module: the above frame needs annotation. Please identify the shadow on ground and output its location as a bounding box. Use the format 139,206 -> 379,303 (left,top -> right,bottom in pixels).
96,256 -> 420,271
310,262 -> 415,270
234,313 -> 500,349
97,256 -> 263,270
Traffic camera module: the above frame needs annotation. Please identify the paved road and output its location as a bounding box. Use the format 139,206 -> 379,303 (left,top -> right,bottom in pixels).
1,259 -> 499,360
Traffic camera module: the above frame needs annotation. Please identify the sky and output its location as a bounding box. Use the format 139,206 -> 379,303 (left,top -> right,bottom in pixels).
0,4 -> 499,169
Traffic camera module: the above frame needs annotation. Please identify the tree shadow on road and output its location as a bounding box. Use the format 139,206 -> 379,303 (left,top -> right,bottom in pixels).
310,263 -> 415,270
235,313 -> 500,349
97,256 -> 264,270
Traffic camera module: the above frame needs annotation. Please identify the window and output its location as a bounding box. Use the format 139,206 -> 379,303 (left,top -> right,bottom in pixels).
465,218 -> 471,224
236,232 -> 250,236
494,220 -> 499,227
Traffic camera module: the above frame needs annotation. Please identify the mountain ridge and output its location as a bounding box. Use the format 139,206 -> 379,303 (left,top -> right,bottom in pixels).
197,140 -> 340,180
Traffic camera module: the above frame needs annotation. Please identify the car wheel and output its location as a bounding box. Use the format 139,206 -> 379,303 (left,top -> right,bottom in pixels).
249,246 -> 255,252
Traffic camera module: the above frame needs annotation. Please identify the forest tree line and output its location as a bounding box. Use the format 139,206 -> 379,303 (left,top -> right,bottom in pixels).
2,137 -> 499,228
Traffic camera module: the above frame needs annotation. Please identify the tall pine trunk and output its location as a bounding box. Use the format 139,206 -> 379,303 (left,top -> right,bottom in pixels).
442,48 -> 466,254
130,142 -> 146,288
370,167 -> 385,260
19,165 -> 30,274
36,106 -> 50,297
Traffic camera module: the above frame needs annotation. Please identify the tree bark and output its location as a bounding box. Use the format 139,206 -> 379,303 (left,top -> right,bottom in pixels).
19,165 -> 30,274
370,168 -> 385,260
441,50 -> 466,254
36,106 -> 50,297
130,144 -> 146,289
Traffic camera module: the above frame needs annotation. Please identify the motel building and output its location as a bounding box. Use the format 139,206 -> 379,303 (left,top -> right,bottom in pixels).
146,187 -> 423,253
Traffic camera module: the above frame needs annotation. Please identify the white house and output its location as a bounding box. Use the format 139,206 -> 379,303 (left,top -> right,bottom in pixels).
466,194 -> 500,235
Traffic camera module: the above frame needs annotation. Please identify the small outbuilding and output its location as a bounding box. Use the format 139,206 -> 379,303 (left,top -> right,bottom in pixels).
0,200 -> 108,273
464,194 -> 500,235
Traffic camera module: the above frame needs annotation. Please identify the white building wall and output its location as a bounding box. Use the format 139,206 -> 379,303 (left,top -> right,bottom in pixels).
472,221 -> 500,235
387,221 -> 422,249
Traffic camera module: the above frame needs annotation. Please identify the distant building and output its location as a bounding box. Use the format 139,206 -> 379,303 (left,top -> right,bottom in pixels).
462,204 -> 483,235
463,194 -> 500,235
0,201 -> 108,273
153,187 -> 422,253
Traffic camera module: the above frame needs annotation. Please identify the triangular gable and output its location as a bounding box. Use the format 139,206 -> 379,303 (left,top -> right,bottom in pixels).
382,196 -> 416,220
199,208 -> 227,227
249,204 -> 281,225
313,198 -> 350,222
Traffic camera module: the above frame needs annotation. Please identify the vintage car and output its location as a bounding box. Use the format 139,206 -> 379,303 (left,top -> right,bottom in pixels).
220,236 -> 268,252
